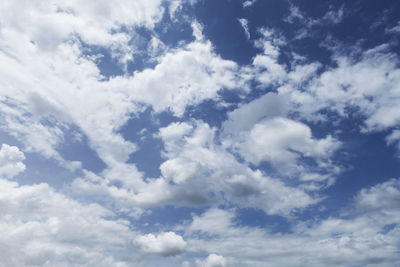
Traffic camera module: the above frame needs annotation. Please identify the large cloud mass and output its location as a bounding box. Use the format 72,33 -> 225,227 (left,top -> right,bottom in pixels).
1,0 -> 400,266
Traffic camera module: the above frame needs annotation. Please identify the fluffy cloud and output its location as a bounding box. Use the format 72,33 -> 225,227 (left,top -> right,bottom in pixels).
156,121 -> 319,215
243,0 -> 257,8
1,1 -> 399,267
184,178 -> 400,266
0,177 -> 136,266
73,118 -> 319,217
196,254 -> 227,267
222,92 -> 288,134
0,0 -> 241,172
0,144 -> 25,179
282,45 -> 400,131
245,25 -> 400,148
111,39 -> 239,117
230,117 -> 340,168
136,232 -> 187,256
0,0 -> 164,53
221,92 -> 340,188
248,28 -> 400,155
251,29 -> 287,86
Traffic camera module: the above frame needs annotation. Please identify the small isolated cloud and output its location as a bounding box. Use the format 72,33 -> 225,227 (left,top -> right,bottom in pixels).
238,18 -> 250,40
243,0 -> 257,8
196,254 -> 227,267
0,144 -> 25,179
136,232 -> 187,256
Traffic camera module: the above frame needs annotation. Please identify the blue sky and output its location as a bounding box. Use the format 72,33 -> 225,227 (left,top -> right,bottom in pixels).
1,0 -> 400,266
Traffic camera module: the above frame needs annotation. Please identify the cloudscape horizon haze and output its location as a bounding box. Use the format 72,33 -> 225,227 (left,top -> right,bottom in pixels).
1,0 -> 400,266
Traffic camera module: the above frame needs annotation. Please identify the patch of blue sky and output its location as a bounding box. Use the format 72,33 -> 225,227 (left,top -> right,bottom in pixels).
234,207 -> 292,233
57,124 -> 106,173
0,129 -> 77,187
120,108 -> 177,178
323,130 -> 400,205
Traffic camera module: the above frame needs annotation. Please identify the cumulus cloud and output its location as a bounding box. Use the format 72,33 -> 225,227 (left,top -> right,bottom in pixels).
184,178 -> 400,266
0,177 -> 136,266
221,93 -> 340,188
187,208 -> 235,235
280,44 -> 400,135
136,232 -> 187,256
0,144 -> 25,179
222,92 -> 288,134
1,1 -> 400,266
251,29 -> 287,85
156,120 -> 319,215
114,39 -> 239,117
0,0 -> 164,52
248,29 -> 400,154
74,117 -> 321,217
196,254 -> 227,267
0,0 -> 241,172
230,117 -> 340,168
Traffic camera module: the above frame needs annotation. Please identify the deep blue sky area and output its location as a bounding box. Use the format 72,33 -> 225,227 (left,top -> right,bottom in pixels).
1,0 -> 400,266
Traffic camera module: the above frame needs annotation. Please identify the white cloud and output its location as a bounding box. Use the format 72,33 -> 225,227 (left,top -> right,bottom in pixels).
196,254 -> 227,267
2,2 -> 400,267
147,36 -> 167,58
136,232 -> 187,256
156,121 -> 319,216
115,39 -> 239,118
222,92 -> 288,134
322,6 -> 344,25
243,0 -> 257,8
353,178 -> 400,215
282,44 -> 400,134
0,0 -> 164,50
0,177 -> 136,266
230,117 -> 340,168
192,20 -> 205,41
222,94 -> 341,188
169,0 -> 199,19
247,37 -> 400,154
251,29 -> 288,85
184,178 -> 400,266
285,4 -> 306,24
238,18 -> 250,40
187,208 -> 235,236
73,118 -> 320,217
0,0 -> 241,173
0,144 -> 25,179
386,21 -> 400,34
386,130 -> 400,153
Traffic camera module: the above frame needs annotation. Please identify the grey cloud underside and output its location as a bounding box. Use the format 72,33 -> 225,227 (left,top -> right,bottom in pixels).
0,0 -> 400,266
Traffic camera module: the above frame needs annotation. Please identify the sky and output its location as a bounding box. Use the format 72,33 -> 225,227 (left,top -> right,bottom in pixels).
0,0 -> 400,266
